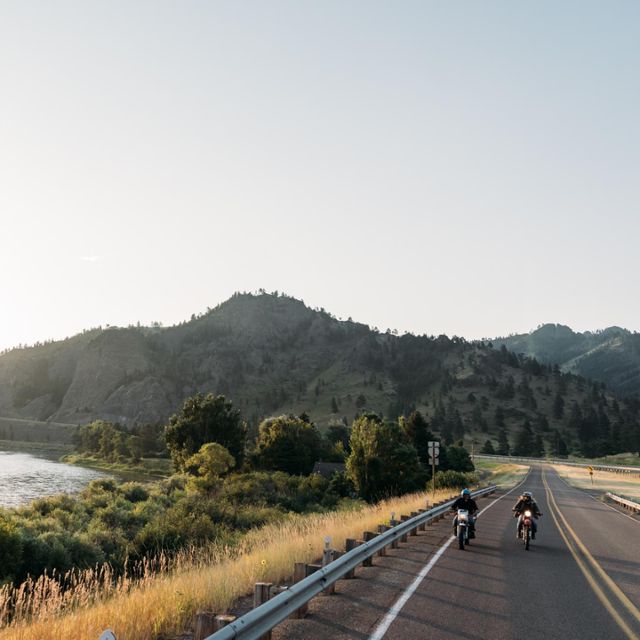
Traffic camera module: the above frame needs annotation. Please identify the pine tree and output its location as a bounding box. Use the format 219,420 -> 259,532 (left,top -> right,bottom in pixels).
481,439 -> 496,454
497,428 -> 510,455
553,393 -> 565,419
535,414 -> 550,432
472,404 -> 488,432
554,431 -> 569,457
400,410 -> 434,466
532,434 -> 545,458
512,420 -> 534,456
452,410 -> 465,441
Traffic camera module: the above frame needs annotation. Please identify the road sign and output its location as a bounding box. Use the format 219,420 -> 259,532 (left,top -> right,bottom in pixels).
428,457 -> 440,466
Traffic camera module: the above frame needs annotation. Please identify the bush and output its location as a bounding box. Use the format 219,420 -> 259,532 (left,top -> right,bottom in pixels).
120,483 -> 150,503
0,516 -> 23,583
433,470 -> 479,489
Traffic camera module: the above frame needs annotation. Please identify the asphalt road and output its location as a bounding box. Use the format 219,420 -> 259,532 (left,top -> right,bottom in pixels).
274,465 -> 640,640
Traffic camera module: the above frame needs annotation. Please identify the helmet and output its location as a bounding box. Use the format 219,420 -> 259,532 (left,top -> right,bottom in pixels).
523,491 -> 532,498
461,489 -> 471,497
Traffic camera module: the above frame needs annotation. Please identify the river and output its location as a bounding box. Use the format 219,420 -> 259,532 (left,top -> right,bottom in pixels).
0,450 -> 106,508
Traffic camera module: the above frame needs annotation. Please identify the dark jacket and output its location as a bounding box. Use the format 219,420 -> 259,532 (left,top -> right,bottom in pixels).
512,497 -> 541,517
451,496 -> 479,514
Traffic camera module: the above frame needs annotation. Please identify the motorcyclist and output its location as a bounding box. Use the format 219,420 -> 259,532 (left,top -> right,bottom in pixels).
451,488 -> 479,538
512,491 -> 543,539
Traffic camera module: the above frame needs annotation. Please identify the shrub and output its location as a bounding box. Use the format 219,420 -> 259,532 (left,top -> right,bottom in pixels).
120,483 -> 150,503
433,470 -> 479,489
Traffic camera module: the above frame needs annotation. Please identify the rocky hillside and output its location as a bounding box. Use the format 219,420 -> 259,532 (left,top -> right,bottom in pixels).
0,294 -> 638,456
493,324 -> 640,395
0,293 -> 450,427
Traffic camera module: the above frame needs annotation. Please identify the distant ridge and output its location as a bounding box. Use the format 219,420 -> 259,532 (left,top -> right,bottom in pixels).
493,323 -> 640,395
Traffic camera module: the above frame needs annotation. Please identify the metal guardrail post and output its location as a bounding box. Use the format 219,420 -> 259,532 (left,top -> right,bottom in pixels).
195,613 -> 218,640
390,513 -> 399,548
399,516 -> 409,542
377,525 -> 388,555
344,539 -> 359,578
253,583 -> 272,640
362,532 -> 376,566
291,564 -> 307,618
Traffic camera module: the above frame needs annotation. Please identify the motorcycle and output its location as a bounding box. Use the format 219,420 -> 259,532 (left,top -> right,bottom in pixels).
456,509 -> 471,550
520,509 -> 533,551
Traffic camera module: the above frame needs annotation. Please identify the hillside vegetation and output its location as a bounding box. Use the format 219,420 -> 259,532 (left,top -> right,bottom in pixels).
0,293 -> 638,459
494,323 -> 640,395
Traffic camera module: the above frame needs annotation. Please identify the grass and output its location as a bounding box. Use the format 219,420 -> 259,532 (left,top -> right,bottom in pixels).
566,452 -> 640,467
60,454 -> 173,481
0,417 -> 77,445
553,464 -> 640,502
474,460 -> 529,487
0,464 -> 521,640
0,441 -> 73,455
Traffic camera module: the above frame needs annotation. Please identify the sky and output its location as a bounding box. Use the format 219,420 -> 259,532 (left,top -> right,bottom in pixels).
1,1 -> 639,351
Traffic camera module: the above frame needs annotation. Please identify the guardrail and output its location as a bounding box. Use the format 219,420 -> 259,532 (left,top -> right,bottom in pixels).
476,454 -> 640,475
606,492 -> 640,513
204,485 -> 497,640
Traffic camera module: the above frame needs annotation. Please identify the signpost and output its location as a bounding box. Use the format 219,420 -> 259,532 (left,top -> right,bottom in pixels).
428,441 -> 440,499
588,466 -> 594,485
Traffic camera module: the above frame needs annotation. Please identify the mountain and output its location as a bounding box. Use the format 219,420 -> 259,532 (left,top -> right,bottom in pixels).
493,324 -> 640,395
0,293 -> 451,427
0,294 -> 638,456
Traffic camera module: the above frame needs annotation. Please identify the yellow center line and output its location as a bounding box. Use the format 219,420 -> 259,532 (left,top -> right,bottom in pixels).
544,468 -> 640,624
542,469 -> 639,640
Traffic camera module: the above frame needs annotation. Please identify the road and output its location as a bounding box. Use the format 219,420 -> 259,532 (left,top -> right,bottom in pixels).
273,465 -> 640,640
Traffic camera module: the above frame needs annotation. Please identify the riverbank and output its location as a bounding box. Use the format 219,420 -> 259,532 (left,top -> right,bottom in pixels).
0,439 -> 73,456
61,453 -> 173,481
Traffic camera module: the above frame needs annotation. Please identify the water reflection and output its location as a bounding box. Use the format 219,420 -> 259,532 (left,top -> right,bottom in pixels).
0,451 -> 106,507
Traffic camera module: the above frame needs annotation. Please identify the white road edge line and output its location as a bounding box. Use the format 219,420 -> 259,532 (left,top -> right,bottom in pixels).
368,470 -> 532,640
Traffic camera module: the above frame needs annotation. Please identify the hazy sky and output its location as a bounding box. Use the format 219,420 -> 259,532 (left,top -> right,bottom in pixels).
1,1 -> 639,351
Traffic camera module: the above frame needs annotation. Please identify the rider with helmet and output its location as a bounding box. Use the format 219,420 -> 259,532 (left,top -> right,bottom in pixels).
512,491 -> 543,539
451,488 -> 479,538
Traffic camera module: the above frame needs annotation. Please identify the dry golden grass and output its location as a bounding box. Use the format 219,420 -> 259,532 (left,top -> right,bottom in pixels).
474,462 -> 529,487
553,464 -> 640,501
0,488 -> 461,640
